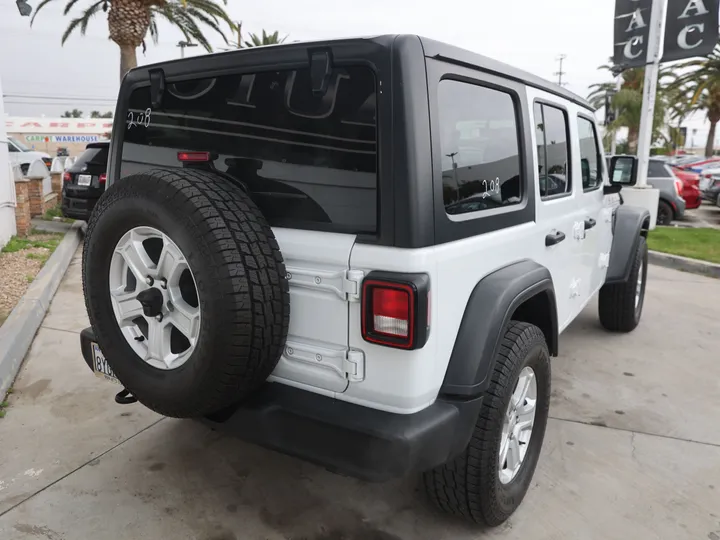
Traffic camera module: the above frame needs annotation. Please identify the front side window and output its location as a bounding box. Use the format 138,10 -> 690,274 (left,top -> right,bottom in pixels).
534,102 -> 571,198
577,117 -> 602,191
438,80 -> 522,216
648,161 -> 671,178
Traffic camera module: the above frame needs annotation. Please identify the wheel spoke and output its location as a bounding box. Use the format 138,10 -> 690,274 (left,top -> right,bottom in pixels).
499,435 -> 510,469
513,370 -> 535,408
167,301 -> 200,342
110,288 -> 145,325
157,239 -> 187,285
506,437 -> 521,472
116,234 -> 153,282
145,320 -> 169,366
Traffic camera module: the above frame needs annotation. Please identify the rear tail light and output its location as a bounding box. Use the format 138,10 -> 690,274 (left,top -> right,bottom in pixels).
63,172 -> 71,183
674,179 -> 683,196
99,173 -> 107,184
177,151 -> 211,162
361,273 -> 430,350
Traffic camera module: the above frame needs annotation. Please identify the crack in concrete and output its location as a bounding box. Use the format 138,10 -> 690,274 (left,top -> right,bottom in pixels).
549,415 -> 720,449
0,418 -> 165,519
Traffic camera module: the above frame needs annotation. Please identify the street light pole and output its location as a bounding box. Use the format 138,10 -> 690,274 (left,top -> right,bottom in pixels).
177,40 -> 198,59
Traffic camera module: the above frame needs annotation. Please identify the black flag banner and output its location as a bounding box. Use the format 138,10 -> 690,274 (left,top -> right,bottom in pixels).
663,0 -> 719,62
614,0 -> 654,68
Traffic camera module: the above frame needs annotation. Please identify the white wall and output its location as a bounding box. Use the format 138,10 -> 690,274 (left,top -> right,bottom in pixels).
0,76 -> 18,250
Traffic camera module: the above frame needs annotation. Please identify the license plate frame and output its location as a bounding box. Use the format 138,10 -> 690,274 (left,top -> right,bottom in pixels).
92,342 -> 120,384
78,174 -> 92,186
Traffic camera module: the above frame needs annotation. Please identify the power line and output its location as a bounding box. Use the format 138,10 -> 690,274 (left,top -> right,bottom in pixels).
3,94 -> 117,103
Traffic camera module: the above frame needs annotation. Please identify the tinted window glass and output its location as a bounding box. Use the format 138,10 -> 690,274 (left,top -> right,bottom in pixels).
534,103 -> 570,198
578,117 -> 602,190
439,80 -> 522,216
73,146 -> 109,169
123,66 -> 377,234
648,161 -> 671,177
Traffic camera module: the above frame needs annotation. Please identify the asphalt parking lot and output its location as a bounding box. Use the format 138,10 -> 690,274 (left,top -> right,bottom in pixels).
0,246 -> 719,540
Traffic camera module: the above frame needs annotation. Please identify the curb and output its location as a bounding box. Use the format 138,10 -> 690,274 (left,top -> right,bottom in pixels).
0,222 -> 85,399
648,250 -> 720,279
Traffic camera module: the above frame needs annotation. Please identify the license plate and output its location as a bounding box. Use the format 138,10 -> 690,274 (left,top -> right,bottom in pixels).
92,342 -> 120,384
78,174 -> 92,186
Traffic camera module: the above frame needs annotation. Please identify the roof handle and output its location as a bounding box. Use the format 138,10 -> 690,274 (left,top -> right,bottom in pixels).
308,49 -> 333,97
149,68 -> 166,108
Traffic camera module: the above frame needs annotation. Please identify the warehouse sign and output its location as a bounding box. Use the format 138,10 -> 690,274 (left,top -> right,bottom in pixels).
663,0 -> 719,62
26,135 -> 102,143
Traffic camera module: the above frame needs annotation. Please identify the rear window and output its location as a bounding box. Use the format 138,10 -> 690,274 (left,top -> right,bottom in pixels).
73,146 -> 109,168
122,65 -> 378,234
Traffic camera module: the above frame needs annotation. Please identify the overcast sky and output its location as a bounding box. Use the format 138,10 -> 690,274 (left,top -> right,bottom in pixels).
0,0 -> 713,143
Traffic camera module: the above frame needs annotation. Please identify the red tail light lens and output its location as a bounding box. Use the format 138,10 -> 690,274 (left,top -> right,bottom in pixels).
361,273 -> 430,350
372,288 -> 410,337
99,174 -> 107,184
63,172 -> 71,183
177,151 -> 211,162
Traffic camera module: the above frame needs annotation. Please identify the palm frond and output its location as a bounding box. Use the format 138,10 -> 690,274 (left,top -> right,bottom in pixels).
30,0 -> 57,26
61,0 -> 104,44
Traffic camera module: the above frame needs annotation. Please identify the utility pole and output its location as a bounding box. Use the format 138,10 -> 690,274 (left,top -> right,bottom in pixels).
554,54 -> 567,86
177,40 -> 198,58
635,0 -> 667,188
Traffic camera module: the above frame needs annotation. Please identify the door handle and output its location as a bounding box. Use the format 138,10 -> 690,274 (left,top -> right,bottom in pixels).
545,231 -> 566,246
584,218 -> 597,230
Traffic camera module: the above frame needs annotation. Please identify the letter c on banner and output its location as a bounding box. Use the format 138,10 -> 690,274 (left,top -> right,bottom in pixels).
624,35 -> 644,59
678,23 -> 704,49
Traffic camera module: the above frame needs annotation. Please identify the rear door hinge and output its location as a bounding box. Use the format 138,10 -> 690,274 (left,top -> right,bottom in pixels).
343,270 -> 364,302
344,349 -> 365,382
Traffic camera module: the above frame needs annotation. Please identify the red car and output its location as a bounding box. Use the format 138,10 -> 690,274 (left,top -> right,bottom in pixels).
670,165 -> 702,209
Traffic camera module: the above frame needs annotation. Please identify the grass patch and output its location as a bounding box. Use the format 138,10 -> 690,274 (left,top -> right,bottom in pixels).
42,204 -> 74,223
2,234 -> 62,254
648,228 -> 720,264
0,399 -> 8,418
25,274 -> 34,283
26,252 -> 48,261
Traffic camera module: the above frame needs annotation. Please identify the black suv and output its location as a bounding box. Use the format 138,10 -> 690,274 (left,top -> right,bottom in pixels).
61,141 -> 109,220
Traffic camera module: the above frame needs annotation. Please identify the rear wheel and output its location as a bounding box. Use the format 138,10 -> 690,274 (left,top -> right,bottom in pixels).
423,321 -> 550,526
83,168 -> 290,418
598,236 -> 648,333
657,200 -> 673,226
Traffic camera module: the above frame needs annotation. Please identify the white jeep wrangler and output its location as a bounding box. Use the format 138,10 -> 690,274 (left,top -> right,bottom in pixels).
80,35 -> 650,526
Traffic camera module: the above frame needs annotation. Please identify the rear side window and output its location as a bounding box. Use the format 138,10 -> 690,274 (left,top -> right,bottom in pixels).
577,117 -> 602,191
74,146 -> 109,168
123,66 -> 377,234
438,80 -> 522,216
649,161 -> 671,177
534,102 -> 571,198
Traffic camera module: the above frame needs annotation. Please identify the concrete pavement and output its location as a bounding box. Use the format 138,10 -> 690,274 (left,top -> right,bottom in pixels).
0,247 -> 718,540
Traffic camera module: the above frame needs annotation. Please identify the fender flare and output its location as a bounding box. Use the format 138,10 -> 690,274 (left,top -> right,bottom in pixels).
439,259 -> 558,398
605,205 -> 650,285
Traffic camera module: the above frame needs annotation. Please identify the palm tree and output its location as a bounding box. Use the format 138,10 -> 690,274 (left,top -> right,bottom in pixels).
242,29 -> 287,47
669,45 -> 720,157
31,0 -> 235,80
588,62 -> 673,154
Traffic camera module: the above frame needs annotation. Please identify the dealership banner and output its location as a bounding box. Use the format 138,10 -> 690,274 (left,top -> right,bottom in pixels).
614,0 -> 654,68
663,0 -> 719,62
5,117 -> 112,134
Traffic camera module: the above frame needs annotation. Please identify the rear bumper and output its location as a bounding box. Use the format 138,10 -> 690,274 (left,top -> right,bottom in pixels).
62,194 -> 98,220
79,327 -> 481,482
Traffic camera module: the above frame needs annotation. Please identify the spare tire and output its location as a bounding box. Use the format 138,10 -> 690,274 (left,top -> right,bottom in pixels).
82,168 -> 290,418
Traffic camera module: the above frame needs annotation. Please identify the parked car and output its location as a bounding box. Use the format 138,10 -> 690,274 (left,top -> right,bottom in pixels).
606,157 -> 685,225
701,176 -> 720,206
56,147 -> 69,157
669,165 -> 701,209
79,35 -> 652,527
61,141 -> 108,220
6,136 -> 52,174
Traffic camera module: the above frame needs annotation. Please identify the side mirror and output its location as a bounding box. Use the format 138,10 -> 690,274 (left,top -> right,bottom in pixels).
609,155 -> 638,187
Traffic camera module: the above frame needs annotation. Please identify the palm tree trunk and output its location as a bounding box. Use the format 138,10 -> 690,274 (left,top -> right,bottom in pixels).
119,44 -> 138,81
628,126 -> 639,154
705,120 -> 718,157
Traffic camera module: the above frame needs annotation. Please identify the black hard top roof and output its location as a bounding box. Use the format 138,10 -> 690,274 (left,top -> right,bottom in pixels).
132,34 -> 594,112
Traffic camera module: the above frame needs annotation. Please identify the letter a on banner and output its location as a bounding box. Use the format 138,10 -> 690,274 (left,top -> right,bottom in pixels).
663,0 -> 719,62
614,0 -> 654,68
